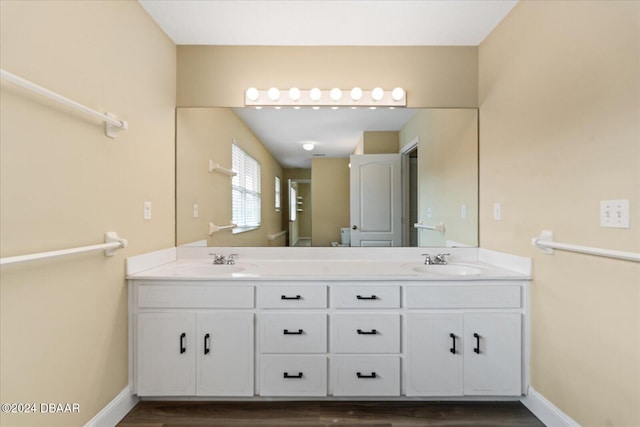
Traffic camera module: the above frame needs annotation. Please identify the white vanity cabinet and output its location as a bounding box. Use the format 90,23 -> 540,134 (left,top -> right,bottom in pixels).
131,282 -> 254,397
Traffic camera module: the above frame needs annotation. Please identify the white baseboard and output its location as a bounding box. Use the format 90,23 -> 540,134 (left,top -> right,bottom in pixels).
84,386 -> 139,427
521,386 -> 581,427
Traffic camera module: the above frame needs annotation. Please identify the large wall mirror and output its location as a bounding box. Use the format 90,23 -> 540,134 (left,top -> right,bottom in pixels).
176,107 -> 478,248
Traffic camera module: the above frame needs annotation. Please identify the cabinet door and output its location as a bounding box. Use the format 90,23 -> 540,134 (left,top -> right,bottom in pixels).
463,313 -> 522,396
406,313 -> 463,396
197,312 -> 254,396
136,313 -> 196,396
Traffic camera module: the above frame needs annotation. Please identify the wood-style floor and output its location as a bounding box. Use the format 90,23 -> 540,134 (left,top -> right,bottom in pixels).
118,401 -> 545,427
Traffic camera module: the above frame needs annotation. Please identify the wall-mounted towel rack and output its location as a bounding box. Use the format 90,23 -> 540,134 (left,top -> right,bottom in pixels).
268,230 -> 287,241
532,230 -> 640,263
0,69 -> 128,138
0,232 -> 128,266
209,222 -> 237,235
208,160 -> 237,177
414,222 -> 446,235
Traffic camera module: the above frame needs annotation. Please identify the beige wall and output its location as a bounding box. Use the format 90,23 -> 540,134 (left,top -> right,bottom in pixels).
363,131 -> 399,154
311,158 -> 351,246
479,2 -> 640,426
399,109 -> 478,247
177,108 -> 283,246
177,46 -> 478,108
0,1 -> 176,426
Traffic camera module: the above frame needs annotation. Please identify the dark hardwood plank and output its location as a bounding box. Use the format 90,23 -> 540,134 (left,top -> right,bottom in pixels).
118,401 -> 545,427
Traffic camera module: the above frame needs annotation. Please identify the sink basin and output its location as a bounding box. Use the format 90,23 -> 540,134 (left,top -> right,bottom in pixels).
174,264 -> 247,276
409,264 -> 483,276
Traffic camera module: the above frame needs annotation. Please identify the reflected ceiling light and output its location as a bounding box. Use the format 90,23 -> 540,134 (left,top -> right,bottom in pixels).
302,142 -> 315,151
289,87 -> 301,101
330,88 -> 342,101
309,88 -> 322,102
391,87 -> 405,101
371,87 -> 384,101
246,87 -> 259,101
267,87 -> 280,101
350,87 -> 363,101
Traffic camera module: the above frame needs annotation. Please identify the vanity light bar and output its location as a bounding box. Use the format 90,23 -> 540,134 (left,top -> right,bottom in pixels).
244,87 -> 406,108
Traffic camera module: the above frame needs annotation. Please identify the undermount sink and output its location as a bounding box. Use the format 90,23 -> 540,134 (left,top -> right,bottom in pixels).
174,264 -> 247,276
409,263 -> 483,276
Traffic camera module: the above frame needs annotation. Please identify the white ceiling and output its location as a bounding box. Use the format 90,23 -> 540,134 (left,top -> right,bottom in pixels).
140,0 -> 517,168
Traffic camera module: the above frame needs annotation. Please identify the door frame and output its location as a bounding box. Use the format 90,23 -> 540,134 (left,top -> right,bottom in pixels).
400,137 -> 419,247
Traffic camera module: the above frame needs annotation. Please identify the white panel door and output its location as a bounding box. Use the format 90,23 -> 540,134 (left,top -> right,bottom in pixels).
136,313 -> 196,396
463,313 -> 522,396
197,312 -> 254,396
350,154 -> 402,246
406,313 -> 464,396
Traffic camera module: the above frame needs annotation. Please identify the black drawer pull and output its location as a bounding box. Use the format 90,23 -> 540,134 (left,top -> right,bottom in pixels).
449,333 -> 456,354
473,333 -> 481,354
356,295 -> 378,300
179,332 -> 186,354
204,333 -> 211,355
283,372 -> 303,379
281,295 -> 302,300
357,329 -> 378,335
357,372 -> 377,379
283,329 -> 304,335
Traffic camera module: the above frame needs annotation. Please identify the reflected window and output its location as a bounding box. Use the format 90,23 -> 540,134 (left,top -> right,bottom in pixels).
232,143 -> 261,231
275,176 -> 281,212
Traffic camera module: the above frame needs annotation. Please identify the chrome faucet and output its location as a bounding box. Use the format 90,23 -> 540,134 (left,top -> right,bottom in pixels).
434,253 -> 450,265
421,253 -> 434,265
226,254 -> 238,265
211,253 -> 226,264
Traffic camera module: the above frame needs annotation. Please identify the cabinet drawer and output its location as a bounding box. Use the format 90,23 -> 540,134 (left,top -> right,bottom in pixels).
331,285 -> 400,308
260,355 -> 327,396
138,284 -> 254,308
331,356 -> 400,396
405,285 -> 521,309
331,314 -> 400,353
260,314 -> 327,353
258,285 -> 327,308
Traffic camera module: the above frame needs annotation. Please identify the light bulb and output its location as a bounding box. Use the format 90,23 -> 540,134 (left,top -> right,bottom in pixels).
391,87 -> 405,101
330,88 -> 342,101
350,87 -> 363,101
309,88 -> 322,101
246,87 -> 259,101
289,87 -> 301,101
371,87 -> 384,101
267,87 -> 280,101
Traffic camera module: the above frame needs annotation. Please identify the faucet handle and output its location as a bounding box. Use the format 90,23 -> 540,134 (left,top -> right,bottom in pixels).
421,253 -> 433,265
226,254 -> 239,265
435,253 -> 451,264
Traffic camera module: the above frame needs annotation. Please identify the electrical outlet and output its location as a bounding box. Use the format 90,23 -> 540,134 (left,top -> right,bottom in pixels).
493,202 -> 501,221
193,204 -> 199,218
143,201 -> 152,220
600,199 -> 629,228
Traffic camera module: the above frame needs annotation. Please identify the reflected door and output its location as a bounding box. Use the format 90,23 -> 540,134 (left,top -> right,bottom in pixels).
349,154 -> 402,247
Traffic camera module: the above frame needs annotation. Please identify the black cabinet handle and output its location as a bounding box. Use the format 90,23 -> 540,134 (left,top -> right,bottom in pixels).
473,333 -> 481,354
357,329 -> 378,335
179,332 -> 186,354
283,372 -> 303,379
281,295 -> 301,300
283,329 -> 304,335
204,333 -> 210,355
356,295 -> 378,300
450,333 -> 456,354
357,372 -> 377,379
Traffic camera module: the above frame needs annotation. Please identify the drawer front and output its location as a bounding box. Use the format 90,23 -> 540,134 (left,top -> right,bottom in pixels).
331,314 -> 400,353
331,285 -> 400,308
260,355 -> 327,396
260,313 -> 327,353
138,285 -> 254,308
405,285 -> 521,309
331,356 -> 400,396
258,285 -> 327,308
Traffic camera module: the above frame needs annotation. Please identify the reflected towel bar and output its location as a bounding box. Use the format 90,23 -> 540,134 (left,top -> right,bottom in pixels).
268,230 -> 287,241
208,160 -> 237,176
0,69 -> 128,138
209,222 -> 237,235
532,230 -> 640,263
414,222 -> 446,235
0,232 -> 128,266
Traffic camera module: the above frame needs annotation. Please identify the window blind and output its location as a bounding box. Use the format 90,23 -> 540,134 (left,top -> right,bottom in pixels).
232,144 -> 261,228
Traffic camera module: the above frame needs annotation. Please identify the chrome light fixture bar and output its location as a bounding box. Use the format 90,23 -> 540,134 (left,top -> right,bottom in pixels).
245,87 -> 406,108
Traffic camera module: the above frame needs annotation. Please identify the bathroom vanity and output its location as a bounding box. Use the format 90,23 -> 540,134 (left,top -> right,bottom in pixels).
127,247 -> 530,400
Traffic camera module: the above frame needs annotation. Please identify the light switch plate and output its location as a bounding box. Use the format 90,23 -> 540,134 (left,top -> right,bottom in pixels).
426,208 -> 432,219
600,199 -> 629,228
193,204 -> 199,218
493,202 -> 501,221
461,204 -> 467,219
143,201 -> 152,220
